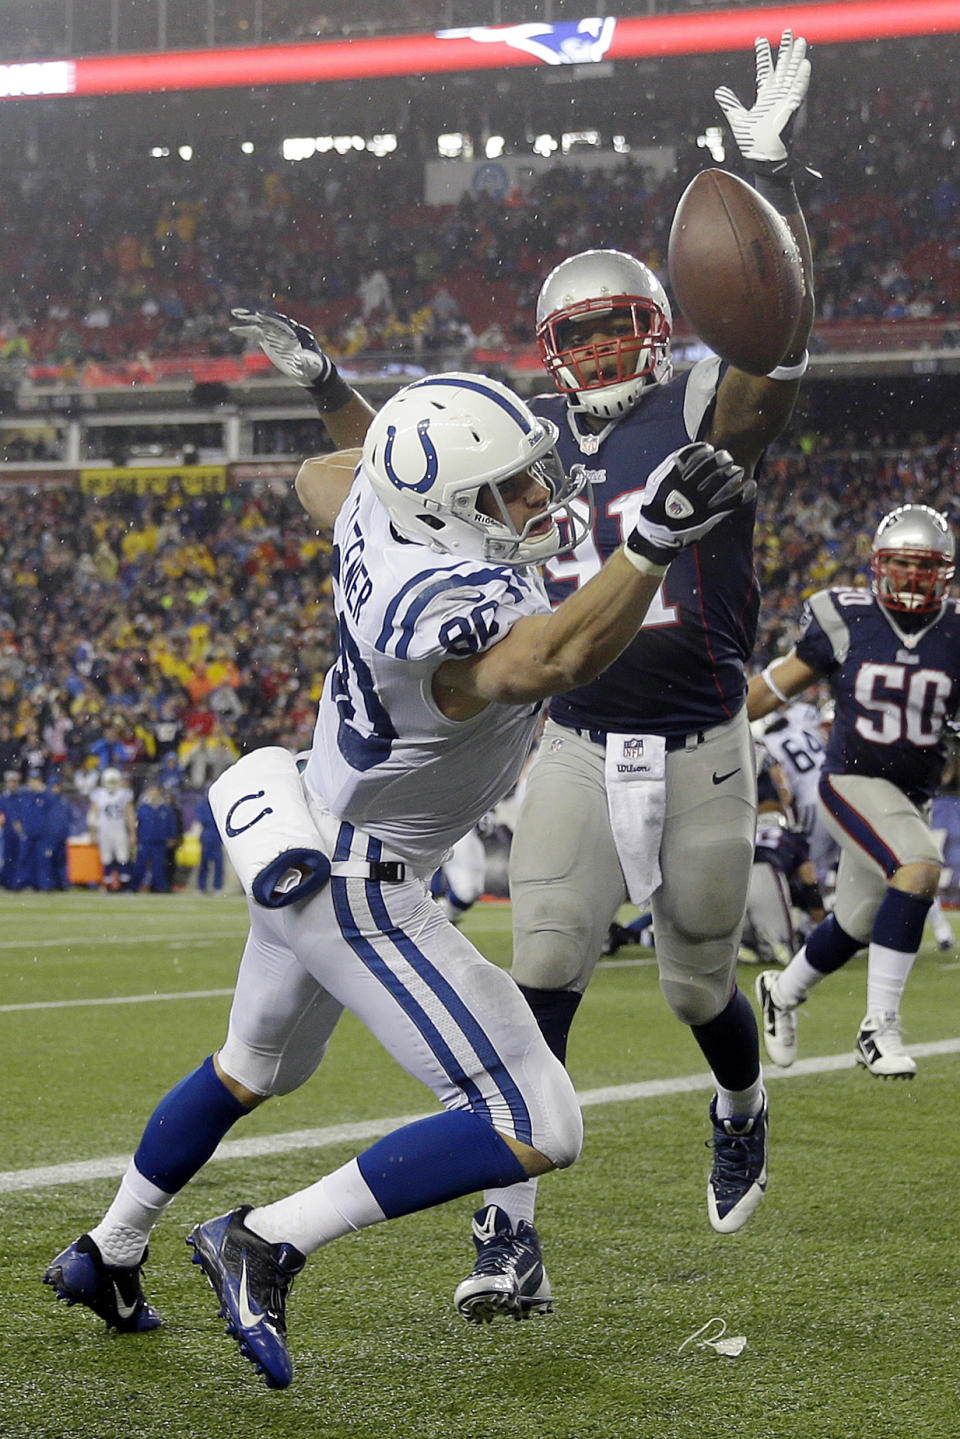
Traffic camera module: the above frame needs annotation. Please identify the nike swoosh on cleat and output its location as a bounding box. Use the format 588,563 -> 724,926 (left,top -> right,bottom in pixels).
472,1215 -> 500,1243
712,768 -> 741,785
112,1283 -> 138,1321
237,1255 -> 263,1330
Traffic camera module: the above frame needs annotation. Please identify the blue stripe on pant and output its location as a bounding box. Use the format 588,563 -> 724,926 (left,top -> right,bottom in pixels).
820,777 -> 900,877
330,873 -> 534,1146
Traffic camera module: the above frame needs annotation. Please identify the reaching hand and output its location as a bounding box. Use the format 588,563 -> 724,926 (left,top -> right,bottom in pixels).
626,443 -> 754,568
714,29 -> 810,170
229,309 -> 334,390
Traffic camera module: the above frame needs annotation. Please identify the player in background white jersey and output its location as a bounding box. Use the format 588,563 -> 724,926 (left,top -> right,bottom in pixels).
434,822 -> 491,925
86,766 -> 136,891
45,367 -> 752,1388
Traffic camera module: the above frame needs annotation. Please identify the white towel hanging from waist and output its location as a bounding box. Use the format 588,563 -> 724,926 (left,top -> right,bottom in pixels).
604,733 -> 667,904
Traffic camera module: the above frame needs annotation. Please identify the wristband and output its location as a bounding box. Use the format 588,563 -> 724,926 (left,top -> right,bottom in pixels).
795,879 -> 824,913
621,540 -> 669,578
751,167 -> 798,213
760,663 -> 790,704
766,350 -> 809,382
308,367 -> 355,413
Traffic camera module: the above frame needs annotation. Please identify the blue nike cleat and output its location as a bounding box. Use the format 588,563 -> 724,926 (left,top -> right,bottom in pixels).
187,1206 -> 305,1390
43,1234 -> 162,1333
453,1204 -> 553,1323
706,1093 -> 769,1234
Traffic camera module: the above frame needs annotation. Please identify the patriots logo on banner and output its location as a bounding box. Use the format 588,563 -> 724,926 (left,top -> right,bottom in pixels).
436,18 -> 617,65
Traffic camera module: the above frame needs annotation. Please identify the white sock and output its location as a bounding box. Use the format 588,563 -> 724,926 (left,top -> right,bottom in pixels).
88,1161 -> 174,1266
482,1177 -> 539,1229
866,943 -> 916,1017
245,1158 -> 386,1256
773,948 -> 825,1010
714,1078 -> 765,1123
929,900 -> 952,944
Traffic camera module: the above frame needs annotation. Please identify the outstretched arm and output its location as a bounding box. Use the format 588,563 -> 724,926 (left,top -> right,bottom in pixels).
746,649 -> 822,719
230,309 -> 375,449
437,445 -> 754,711
710,30 -> 816,469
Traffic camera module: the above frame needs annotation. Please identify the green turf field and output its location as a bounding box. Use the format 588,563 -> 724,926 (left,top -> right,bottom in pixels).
3,891 -> 958,1439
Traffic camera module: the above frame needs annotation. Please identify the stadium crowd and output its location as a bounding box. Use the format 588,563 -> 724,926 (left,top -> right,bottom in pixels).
1,37 -> 958,380
0,428 -> 957,814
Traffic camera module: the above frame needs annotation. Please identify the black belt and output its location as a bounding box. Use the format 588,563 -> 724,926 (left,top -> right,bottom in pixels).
370,861 -> 406,883
570,725 -> 707,752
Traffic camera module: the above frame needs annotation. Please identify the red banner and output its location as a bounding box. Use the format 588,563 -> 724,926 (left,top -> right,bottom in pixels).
0,2 -> 957,101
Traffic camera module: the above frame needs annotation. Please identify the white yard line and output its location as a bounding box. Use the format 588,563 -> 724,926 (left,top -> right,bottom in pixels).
1,956 -> 649,1011
3,1038 -> 958,1196
0,932 -> 246,951
0,988 -> 235,1013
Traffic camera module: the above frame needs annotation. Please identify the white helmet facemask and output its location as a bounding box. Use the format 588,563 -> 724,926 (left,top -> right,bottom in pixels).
362,373 -> 593,567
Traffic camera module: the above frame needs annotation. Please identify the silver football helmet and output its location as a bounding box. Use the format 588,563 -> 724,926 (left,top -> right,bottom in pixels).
870,504 -> 955,614
362,372 -> 592,567
536,249 -> 673,420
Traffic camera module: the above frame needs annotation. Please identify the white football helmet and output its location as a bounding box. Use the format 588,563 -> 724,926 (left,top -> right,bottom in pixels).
102,767 -> 121,788
536,249 -> 673,420
362,373 -> 592,566
870,504 -> 955,614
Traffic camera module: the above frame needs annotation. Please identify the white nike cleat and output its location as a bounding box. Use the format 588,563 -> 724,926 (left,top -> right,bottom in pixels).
855,1013 -> 917,1078
755,970 -> 800,1067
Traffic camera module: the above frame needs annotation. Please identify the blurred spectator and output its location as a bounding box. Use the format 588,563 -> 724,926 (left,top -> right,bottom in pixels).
45,773 -> 73,891
130,783 -> 178,893
0,769 -> 24,890
194,792 -> 225,895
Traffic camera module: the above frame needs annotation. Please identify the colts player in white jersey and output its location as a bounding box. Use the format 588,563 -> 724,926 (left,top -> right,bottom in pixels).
749,504 -> 960,1079
87,766 -> 136,891
45,370 -> 752,1388
757,703 -> 838,888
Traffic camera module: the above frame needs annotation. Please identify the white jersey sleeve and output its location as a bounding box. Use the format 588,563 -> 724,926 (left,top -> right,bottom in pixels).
304,474 -> 552,872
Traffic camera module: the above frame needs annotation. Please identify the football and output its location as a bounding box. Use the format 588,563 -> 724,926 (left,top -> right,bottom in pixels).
667,168 -> 804,376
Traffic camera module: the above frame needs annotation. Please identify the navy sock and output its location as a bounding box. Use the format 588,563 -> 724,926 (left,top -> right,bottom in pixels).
690,987 -> 760,1093
133,1054 -> 251,1193
356,1110 -> 528,1220
872,887 -> 931,952
805,914 -> 864,975
518,984 -> 583,1064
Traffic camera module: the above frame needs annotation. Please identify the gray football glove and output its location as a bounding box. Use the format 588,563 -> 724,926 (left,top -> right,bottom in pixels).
626,443 -> 754,567
230,308 -> 334,389
715,29 -> 810,174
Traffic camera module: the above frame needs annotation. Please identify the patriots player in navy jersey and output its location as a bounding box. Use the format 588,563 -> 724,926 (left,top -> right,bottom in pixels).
748,504 -> 959,1079
448,29 -> 816,1315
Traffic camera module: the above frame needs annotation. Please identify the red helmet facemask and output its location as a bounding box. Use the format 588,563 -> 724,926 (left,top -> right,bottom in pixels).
536,296 -> 671,397
870,547 -> 955,613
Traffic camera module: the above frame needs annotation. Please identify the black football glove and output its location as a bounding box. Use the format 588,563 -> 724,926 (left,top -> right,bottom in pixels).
626,442 -> 754,568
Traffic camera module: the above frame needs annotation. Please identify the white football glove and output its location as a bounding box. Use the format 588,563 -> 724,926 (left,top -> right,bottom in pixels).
229,308 -> 333,389
714,29 -> 810,169
626,443 -> 754,568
